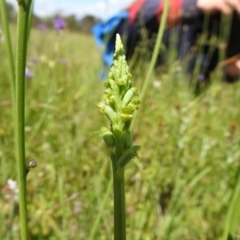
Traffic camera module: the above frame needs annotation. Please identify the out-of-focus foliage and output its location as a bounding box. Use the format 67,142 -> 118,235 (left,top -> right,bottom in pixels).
0,3 -> 99,33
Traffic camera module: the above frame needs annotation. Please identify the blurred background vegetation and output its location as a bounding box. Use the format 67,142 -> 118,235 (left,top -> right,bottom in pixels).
0,2 -> 240,240
2,2 -> 99,33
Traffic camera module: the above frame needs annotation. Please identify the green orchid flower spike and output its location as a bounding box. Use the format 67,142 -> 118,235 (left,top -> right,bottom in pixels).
97,34 -> 141,240
97,34 -> 141,167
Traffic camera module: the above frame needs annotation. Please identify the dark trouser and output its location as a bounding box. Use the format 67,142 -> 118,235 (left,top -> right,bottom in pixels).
226,11 -> 240,60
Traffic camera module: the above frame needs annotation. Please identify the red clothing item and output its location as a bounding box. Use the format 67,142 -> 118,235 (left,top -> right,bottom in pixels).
156,0 -> 183,26
128,0 -> 146,23
128,0 -> 184,25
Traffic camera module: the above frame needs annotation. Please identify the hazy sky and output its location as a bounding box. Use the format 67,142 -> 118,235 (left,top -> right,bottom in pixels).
6,0 -> 134,20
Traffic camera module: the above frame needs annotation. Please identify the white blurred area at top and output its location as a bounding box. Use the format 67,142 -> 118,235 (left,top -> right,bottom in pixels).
5,0 -> 134,20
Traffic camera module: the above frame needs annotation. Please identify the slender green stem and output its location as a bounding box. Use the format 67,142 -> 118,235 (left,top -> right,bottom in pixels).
0,0 -> 15,100
223,168 -> 240,240
111,131 -> 126,240
15,0 -> 32,239
6,201 -> 17,240
89,171 -> 113,239
27,0 -> 34,42
112,161 -> 126,240
131,0 -> 169,130
140,0 -> 169,103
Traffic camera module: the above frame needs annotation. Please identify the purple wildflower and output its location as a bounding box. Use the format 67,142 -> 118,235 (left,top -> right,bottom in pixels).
59,58 -> 67,64
37,23 -> 47,32
25,68 -> 34,80
29,56 -> 38,64
197,74 -> 205,82
53,17 -> 66,30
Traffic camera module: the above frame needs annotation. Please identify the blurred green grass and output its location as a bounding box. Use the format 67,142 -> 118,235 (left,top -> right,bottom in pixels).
0,26 -> 240,239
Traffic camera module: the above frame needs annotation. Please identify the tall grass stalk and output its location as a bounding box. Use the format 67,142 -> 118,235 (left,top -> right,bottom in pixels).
5,200 -> 17,240
223,168 -> 240,240
131,0 -> 169,129
15,0 -> 33,239
139,0 -> 169,102
27,0 -> 34,42
89,177 -> 113,239
0,0 -> 15,104
97,35 -> 141,240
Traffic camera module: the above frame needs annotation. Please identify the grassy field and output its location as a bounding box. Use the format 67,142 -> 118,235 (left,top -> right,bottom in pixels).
0,26 -> 240,239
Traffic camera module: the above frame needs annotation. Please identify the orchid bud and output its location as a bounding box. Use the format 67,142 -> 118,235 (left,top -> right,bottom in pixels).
101,127 -> 115,148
